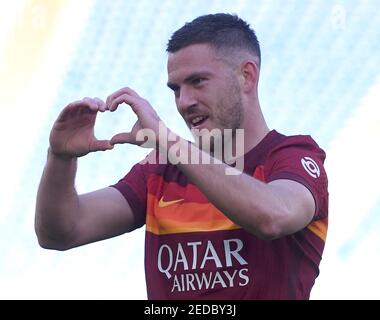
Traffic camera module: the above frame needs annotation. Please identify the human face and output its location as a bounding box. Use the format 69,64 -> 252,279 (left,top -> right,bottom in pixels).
167,44 -> 244,136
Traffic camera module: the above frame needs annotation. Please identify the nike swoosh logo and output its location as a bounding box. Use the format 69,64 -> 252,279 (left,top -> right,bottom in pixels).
158,196 -> 184,208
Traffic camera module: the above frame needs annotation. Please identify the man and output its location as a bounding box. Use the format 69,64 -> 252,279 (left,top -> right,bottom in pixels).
35,13 -> 328,299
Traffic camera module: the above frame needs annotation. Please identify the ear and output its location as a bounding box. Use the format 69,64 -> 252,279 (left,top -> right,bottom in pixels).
240,60 -> 259,94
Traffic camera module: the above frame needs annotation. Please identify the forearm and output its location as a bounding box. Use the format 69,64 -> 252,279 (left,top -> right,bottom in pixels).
165,138 -> 287,239
35,149 -> 80,247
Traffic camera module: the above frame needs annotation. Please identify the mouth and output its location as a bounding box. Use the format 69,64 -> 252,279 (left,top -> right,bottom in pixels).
189,115 -> 209,129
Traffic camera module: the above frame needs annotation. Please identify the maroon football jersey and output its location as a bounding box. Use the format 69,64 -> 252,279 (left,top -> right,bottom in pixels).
112,130 -> 328,299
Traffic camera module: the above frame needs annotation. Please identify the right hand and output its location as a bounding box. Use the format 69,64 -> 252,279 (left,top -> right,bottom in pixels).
49,97 -> 113,159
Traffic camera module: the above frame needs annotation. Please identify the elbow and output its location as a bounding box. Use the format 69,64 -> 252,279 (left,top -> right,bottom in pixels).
253,210 -> 289,241
255,222 -> 283,241
35,225 -> 73,251
37,237 -> 70,251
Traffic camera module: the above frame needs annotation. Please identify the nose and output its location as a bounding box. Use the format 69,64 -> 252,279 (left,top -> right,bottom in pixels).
177,85 -> 197,113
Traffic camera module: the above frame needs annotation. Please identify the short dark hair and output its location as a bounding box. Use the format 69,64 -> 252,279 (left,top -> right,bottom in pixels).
167,13 -> 261,64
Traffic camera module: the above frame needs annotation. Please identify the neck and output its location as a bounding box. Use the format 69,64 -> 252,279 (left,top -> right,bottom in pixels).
202,99 -> 269,163
232,101 -> 269,157
209,110 -> 269,166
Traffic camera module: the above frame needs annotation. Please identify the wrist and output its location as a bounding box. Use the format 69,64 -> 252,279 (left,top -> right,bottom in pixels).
165,135 -> 195,165
47,148 -> 77,162
154,127 -> 196,165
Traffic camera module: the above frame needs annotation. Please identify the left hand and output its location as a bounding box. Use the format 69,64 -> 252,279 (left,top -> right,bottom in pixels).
105,87 -> 166,147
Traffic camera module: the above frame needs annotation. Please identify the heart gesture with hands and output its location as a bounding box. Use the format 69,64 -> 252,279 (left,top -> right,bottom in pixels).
49,87 -> 166,160
106,87 -> 164,147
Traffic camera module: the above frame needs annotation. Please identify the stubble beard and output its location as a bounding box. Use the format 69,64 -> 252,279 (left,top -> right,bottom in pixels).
197,80 -> 244,157
213,78 -> 244,153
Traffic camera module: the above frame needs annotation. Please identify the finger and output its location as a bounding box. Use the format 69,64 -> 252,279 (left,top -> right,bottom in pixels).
106,87 -> 140,110
109,93 -> 142,113
106,87 -> 140,105
89,139 -> 114,152
110,132 -> 136,145
57,99 -> 93,122
69,98 -> 97,118
56,103 -> 77,122
94,97 -> 106,112
67,98 -> 97,117
82,97 -> 99,112
122,87 -> 140,97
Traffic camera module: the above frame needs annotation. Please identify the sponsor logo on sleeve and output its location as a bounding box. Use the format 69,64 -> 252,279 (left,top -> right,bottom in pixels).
301,157 -> 320,178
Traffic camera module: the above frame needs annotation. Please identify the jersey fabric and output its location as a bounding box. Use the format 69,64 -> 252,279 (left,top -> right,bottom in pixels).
111,130 -> 329,300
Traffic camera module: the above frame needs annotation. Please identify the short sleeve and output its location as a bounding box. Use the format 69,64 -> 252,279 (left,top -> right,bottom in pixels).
264,136 -> 329,220
111,163 -> 147,228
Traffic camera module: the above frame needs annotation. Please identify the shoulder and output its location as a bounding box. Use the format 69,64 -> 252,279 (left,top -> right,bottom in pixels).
262,131 -> 329,220
259,131 -> 328,187
243,130 -> 326,173
268,131 -> 326,162
272,131 -> 324,152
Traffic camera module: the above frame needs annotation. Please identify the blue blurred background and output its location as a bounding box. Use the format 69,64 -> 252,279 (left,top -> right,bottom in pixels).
0,0 -> 379,299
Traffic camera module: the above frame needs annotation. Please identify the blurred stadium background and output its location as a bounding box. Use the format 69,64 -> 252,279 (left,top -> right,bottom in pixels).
0,0 -> 379,299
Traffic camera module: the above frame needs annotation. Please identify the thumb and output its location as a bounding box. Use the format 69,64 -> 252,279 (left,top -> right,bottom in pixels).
90,139 -> 114,152
110,132 -> 137,145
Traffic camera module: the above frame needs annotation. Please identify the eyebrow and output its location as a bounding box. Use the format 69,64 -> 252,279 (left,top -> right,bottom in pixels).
167,82 -> 179,92
167,71 -> 213,91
